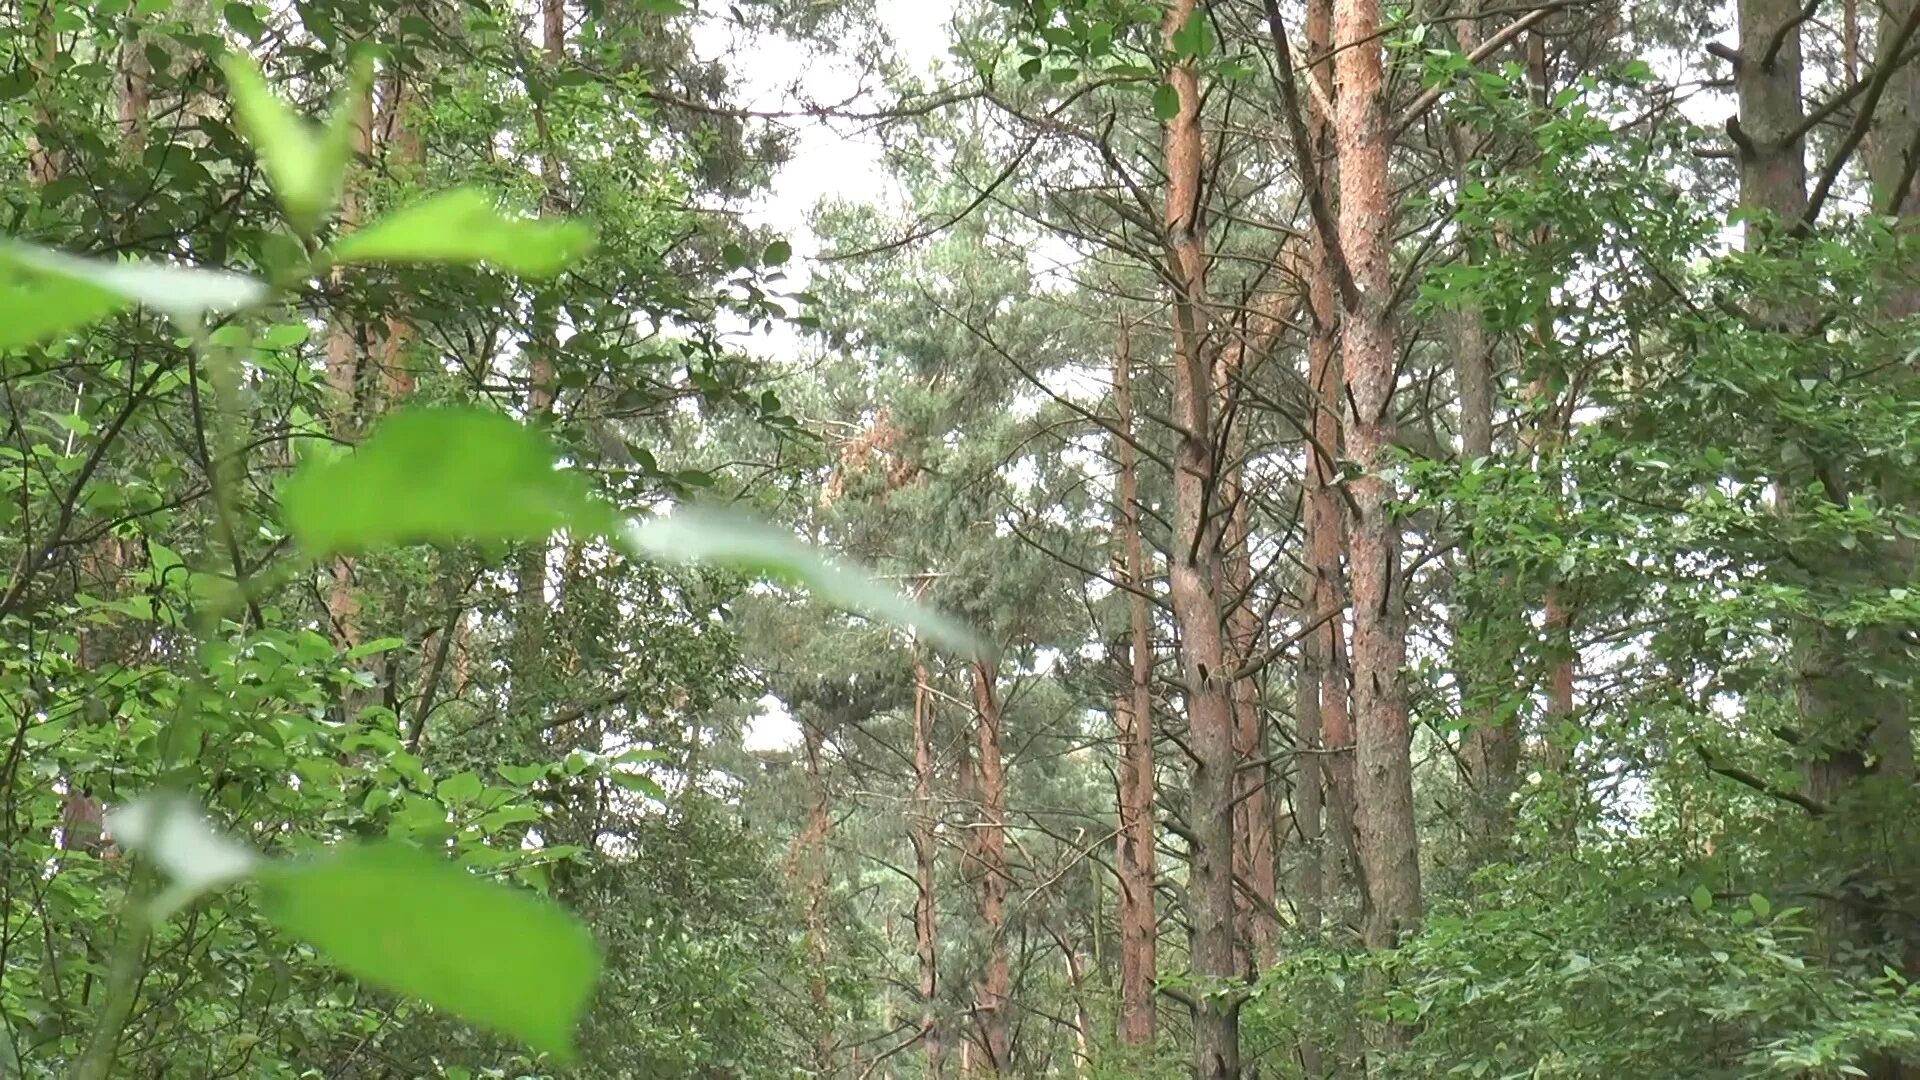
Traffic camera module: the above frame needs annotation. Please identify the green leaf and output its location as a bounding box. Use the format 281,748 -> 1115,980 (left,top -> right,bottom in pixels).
1153,83 -> 1180,122
1691,885 -> 1713,913
0,243 -> 266,337
107,794 -> 260,916
1749,893 -> 1772,919
328,187 -> 597,278
624,507 -> 984,657
221,53 -> 370,234
1170,8 -> 1210,58
0,249 -> 126,347
259,841 -> 599,1060
611,770 -> 665,800
344,636 -> 406,659
280,406 -> 616,556
763,238 -> 793,266
436,771 -> 483,805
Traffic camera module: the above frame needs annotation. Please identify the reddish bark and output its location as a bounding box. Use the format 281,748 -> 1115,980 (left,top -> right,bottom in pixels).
913,662 -> 946,1078
1302,0 -> 1360,921
969,660 -> 1011,1072
1333,0 -> 1422,949
1160,0 -> 1242,1072
1111,320 -> 1158,1046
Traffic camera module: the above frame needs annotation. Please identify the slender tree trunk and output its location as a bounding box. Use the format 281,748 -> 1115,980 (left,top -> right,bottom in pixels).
1220,304 -> 1280,974
914,662 -> 946,1079
1446,0 -> 1522,856
1302,0 -> 1361,929
1111,320 -> 1159,1048
323,86 -> 379,650
116,29 -> 150,153
969,659 -> 1011,1072
512,0 -> 566,715
1333,0 -> 1422,950
791,719 -> 835,1072
25,0 -> 61,185
1867,0 -> 1919,786
1159,1 -> 1241,1073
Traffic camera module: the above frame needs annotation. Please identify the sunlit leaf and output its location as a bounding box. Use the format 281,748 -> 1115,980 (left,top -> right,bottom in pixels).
624,507 -> 984,656
221,53 -> 371,234
280,406 -> 617,555
0,243 -> 266,336
259,841 -> 600,1060
328,187 -> 596,278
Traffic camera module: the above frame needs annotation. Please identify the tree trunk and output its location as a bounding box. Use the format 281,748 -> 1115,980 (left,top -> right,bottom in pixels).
323,85 -> 379,650
1333,0 -> 1422,950
1111,319 -> 1159,1048
1159,0 -> 1236,1068
1221,303 -> 1280,974
969,659 -> 1011,1072
791,718 -> 835,1072
914,661 -> 946,1079
1302,0 -> 1361,930
1447,0 -> 1522,856
1159,0 -> 1241,1073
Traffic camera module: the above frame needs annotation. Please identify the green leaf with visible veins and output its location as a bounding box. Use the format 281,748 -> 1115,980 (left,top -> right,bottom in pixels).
280,406 -> 616,555
259,841 -> 600,1060
328,187 -> 597,278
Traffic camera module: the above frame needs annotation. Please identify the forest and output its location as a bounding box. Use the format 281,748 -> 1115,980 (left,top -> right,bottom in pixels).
4,0 -> 1920,1075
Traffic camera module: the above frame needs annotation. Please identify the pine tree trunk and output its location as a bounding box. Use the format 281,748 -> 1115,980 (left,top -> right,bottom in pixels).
969,659 -> 1011,1072
1447,0 -> 1521,856
1159,1 -> 1241,1073
1221,304 -> 1279,974
1111,320 -> 1159,1048
1302,0 -> 1361,929
1333,0 -> 1422,951
323,86 -> 379,650
914,662 -> 946,1078
791,719 -> 835,1072
1865,0 -> 1919,787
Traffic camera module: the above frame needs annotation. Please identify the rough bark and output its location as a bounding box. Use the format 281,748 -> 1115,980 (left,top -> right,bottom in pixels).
1111,320 -> 1159,1047
1866,0 -> 1920,787
1333,0 -> 1422,950
1160,0 -> 1242,1073
1448,0 -> 1520,851
791,718 -> 835,1072
323,86 -> 379,649
1221,301 -> 1281,974
914,662 -> 946,1079
969,660 -> 1011,1073
1302,0 -> 1361,926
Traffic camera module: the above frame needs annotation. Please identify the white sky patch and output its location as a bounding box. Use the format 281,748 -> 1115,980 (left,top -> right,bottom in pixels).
744,692 -> 802,753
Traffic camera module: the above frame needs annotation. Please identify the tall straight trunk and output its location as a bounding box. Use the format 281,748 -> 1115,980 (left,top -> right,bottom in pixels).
1333,0 -> 1422,950
913,663 -> 946,1078
1159,1 -> 1241,1074
116,29 -> 150,153
1302,0 -> 1360,926
1867,0 -> 1919,785
1220,305 -> 1279,973
375,62 -> 424,401
791,720 -> 835,1072
1111,320 -> 1159,1047
25,0 -> 60,185
1522,34 -> 1580,796
969,660 -> 1011,1072
323,87 -> 379,649
1447,0 -> 1520,854
513,0 -> 566,712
